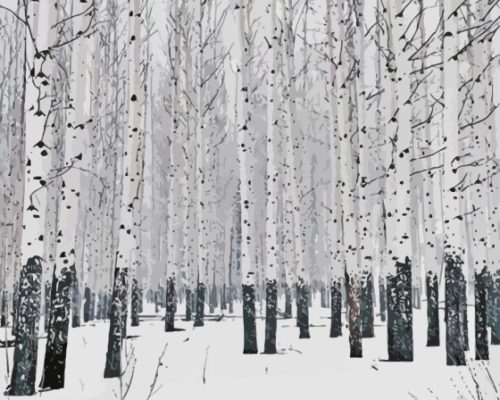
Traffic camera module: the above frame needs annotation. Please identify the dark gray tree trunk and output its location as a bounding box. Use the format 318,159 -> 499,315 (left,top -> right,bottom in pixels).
330,280 -> 342,338
96,291 -> 103,320
346,272 -> 362,358
138,286 -> 143,313
360,271 -> 374,338
185,288 -> 192,321
0,289 -> 8,327
83,286 -> 92,323
209,275 -> 218,313
264,279 -> 277,354
39,265 -> 73,390
194,281 -> 205,327
461,278 -> 469,351
70,267 -> 81,328
242,283 -> 258,353
297,279 -> 310,339
426,272 -> 439,346
379,277 -> 386,322
131,278 -> 140,327
475,268 -> 489,360
221,285 -> 227,311
6,257 -> 42,396
11,281 -> 19,336
386,258 -> 413,362
154,289 -> 160,313
164,276 -> 176,331
492,272 -> 500,344
284,282 -> 292,319
44,281 -> 50,333
445,255 -> 466,366
103,268 -> 128,378
228,285 -> 234,314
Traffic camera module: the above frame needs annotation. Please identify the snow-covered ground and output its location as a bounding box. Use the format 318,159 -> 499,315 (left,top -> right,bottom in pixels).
1,299 -> 499,400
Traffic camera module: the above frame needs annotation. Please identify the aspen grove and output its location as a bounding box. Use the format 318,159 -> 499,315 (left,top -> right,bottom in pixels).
0,0 -> 499,398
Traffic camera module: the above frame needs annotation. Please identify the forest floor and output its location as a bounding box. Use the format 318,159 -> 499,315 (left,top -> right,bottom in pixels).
1,299 -> 499,400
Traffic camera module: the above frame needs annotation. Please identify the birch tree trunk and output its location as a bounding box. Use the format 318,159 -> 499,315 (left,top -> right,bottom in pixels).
263,0 -> 280,354
383,0 -> 414,362
165,0 -> 183,333
325,0 -> 343,339
237,0 -> 258,354
104,0 -> 144,378
40,1 -> 92,389
7,0 -> 55,394
442,0 -> 466,366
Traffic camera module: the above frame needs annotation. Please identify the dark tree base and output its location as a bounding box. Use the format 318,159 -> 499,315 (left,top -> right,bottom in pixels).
242,283 -> 258,354
7,257 -> 42,396
386,258 -> 413,362
0,290 -> 8,327
379,277 -> 386,322
39,265 -> 74,391
83,286 -> 92,323
221,285 -> 227,311
360,272 -> 374,338
330,281 -> 342,338
11,282 -> 19,337
284,283 -> 292,319
194,282 -> 205,327
103,268 -> 129,379
131,278 -> 140,327
185,288 -> 192,321
209,282 -> 218,314
426,272 -> 440,347
297,279 -> 310,339
492,272 -> 500,345
165,277 -> 176,332
475,268 -> 489,360
264,279 -> 277,354
445,254 -> 466,366
70,266 -> 81,329
346,273 -> 362,358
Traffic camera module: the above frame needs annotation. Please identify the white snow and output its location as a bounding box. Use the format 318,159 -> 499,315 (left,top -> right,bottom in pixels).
1,298 -> 499,400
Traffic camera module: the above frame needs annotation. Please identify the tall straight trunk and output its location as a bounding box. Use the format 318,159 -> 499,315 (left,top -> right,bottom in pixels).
325,0 -> 343,338
11,0 -> 55,392
382,0 -> 414,362
336,0 -> 361,357
263,0 -> 280,354
237,0 -> 258,354
104,0 -> 144,378
442,0 -> 466,366
165,0 -> 183,333
40,3 -> 92,388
